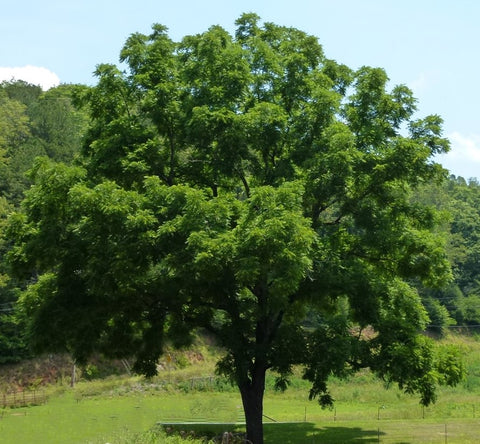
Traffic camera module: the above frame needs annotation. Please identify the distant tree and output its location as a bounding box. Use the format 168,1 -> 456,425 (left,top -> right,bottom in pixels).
8,15 -> 464,443
0,82 -> 89,205
28,84 -> 90,163
447,178 -> 480,298
0,196 -> 29,363
0,89 -> 33,360
0,90 -> 34,203
0,80 -> 42,108
414,177 -> 480,328
0,81 -> 89,362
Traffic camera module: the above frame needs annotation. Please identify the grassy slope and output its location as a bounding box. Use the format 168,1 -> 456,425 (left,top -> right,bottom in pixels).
1,333 -> 480,443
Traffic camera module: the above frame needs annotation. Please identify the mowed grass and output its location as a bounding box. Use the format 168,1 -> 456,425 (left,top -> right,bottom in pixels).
2,383 -> 480,443
1,333 -> 480,443
263,419 -> 480,443
0,388 -> 241,443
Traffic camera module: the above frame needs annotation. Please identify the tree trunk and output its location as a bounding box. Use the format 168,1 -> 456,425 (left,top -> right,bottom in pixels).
239,366 -> 266,444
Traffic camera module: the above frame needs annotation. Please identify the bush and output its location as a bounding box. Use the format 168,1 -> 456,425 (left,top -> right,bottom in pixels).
424,297 -> 455,335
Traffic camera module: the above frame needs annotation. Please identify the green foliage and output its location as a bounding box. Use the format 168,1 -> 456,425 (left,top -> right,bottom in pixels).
423,296 -> 456,335
6,14 -> 464,443
0,192 -> 29,363
1,79 -> 42,107
0,80 -> 90,364
83,363 -> 100,380
28,84 -> 90,162
0,89 -> 32,202
0,80 -> 89,206
413,177 -> 480,328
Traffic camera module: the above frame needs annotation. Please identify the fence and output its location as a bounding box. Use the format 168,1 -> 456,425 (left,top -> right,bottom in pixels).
1,389 -> 46,408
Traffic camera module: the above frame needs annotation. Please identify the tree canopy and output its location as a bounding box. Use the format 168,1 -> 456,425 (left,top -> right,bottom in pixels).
7,14 -> 464,443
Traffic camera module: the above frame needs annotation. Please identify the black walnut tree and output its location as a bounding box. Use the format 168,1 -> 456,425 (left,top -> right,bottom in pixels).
8,14 -> 463,444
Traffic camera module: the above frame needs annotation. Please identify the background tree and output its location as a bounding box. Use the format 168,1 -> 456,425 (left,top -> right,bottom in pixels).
0,81 -> 89,363
0,89 -> 32,203
414,177 -> 480,330
0,81 -> 89,206
8,15 -> 464,443
0,80 -> 42,110
0,195 -> 29,363
28,84 -> 90,163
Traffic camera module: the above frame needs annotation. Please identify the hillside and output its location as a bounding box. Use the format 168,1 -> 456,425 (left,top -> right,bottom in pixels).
1,331 -> 478,397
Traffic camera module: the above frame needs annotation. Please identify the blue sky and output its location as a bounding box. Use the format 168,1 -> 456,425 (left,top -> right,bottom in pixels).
2,0 -> 479,179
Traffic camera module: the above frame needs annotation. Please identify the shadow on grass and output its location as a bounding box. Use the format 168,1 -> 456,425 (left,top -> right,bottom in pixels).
263,422 -> 397,444
160,421 -> 413,443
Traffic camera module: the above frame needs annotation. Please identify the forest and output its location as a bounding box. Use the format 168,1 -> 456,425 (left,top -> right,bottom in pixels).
0,80 -> 90,362
0,15 -> 479,443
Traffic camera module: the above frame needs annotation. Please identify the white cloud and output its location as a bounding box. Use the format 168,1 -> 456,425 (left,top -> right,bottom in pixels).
0,65 -> 60,90
408,72 -> 428,94
436,132 -> 480,180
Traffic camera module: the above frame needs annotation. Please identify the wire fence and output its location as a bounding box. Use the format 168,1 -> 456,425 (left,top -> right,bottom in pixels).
156,378 -> 480,443
1,389 -> 46,409
1,378 -> 480,442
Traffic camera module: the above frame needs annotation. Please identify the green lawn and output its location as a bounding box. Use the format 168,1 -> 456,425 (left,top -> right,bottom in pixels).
1,385 -> 480,443
1,334 -> 480,443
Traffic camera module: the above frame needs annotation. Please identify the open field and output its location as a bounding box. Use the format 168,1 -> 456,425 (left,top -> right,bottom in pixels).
2,381 -> 480,443
1,333 -> 480,443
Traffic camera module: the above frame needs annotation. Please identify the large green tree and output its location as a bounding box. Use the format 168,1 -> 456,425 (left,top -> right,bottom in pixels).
8,15 -> 463,443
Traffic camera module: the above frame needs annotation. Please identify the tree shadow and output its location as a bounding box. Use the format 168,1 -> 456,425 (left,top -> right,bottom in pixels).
263,422 -> 405,443
160,421 -> 412,443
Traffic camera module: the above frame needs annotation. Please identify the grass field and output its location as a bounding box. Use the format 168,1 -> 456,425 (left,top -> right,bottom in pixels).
1,333 -> 480,443
2,387 -> 480,443
2,378 -> 480,443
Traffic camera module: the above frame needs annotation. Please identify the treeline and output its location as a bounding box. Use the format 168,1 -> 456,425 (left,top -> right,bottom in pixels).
0,80 -> 89,363
418,177 -> 480,329
0,79 -> 479,364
